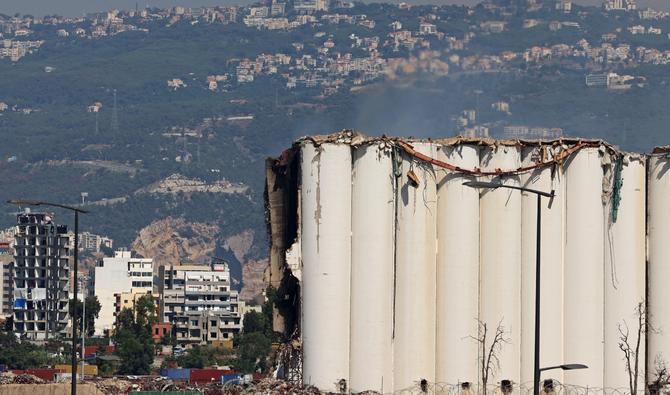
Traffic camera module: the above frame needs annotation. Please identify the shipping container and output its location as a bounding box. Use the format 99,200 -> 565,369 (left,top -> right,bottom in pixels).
84,345 -> 114,356
54,364 -> 98,376
221,373 -> 241,384
189,368 -> 234,384
160,368 -> 190,380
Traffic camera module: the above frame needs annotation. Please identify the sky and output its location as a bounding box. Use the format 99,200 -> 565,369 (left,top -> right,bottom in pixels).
0,0 -> 668,17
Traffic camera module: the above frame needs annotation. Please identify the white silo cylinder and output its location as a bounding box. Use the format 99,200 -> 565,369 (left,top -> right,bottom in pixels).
350,143 -> 394,393
300,142 -> 352,391
648,153 -> 670,381
604,156 -> 646,391
564,147 -> 605,388
394,142 -> 437,392
519,147 -> 565,388
479,145 -> 522,387
435,144 -> 480,386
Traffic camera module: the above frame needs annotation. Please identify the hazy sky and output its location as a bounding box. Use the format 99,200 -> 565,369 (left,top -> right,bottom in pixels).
1,0 -> 669,17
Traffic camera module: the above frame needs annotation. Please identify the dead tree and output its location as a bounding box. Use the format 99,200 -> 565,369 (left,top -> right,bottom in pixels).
649,356 -> 670,395
471,318 -> 509,395
618,302 -> 647,395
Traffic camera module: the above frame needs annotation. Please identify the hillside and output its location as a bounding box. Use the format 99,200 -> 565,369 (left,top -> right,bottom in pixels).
3,1 -> 670,292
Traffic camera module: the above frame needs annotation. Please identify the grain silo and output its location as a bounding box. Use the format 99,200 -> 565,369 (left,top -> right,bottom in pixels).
266,131 -> 654,394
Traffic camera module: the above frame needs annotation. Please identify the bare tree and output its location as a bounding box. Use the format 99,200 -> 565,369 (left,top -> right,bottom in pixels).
618,302 -> 647,395
471,318 -> 509,395
649,356 -> 670,395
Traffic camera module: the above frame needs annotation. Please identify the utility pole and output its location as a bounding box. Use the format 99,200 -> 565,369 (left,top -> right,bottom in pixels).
111,89 -> 119,135
81,276 -> 86,381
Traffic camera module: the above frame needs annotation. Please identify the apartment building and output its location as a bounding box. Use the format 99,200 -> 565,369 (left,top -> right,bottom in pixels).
92,250 -> 153,335
67,231 -> 113,253
12,212 -> 70,341
159,263 -> 243,345
114,290 -> 159,320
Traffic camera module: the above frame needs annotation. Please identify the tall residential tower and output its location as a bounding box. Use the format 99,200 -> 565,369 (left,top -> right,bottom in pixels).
12,212 -> 70,341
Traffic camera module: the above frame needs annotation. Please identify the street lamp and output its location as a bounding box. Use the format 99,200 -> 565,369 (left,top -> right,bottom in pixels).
7,199 -> 88,395
540,363 -> 588,373
462,180 -> 555,395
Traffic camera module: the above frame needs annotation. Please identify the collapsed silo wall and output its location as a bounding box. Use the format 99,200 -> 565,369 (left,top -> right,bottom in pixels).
267,131 -> 656,393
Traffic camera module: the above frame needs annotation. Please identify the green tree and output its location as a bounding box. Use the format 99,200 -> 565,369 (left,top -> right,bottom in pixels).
69,296 -> 101,337
177,345 -> 208,369
242,311 -> 268,335
113,294 -> 157,375
0,329 -> 58,369
233,332 -> 271,373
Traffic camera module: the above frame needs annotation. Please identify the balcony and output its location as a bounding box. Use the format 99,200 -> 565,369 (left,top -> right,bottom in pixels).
184,299 -> 230,306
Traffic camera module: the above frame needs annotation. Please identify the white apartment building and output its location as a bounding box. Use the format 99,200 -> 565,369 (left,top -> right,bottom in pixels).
92,250 -> 153,335
159,263 -> 243,345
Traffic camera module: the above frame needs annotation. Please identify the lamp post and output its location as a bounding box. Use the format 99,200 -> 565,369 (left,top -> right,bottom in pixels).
81,276 -> 86,381
7,199 -> 88,395
462,181 -> 554,395
539,363 -> 588,373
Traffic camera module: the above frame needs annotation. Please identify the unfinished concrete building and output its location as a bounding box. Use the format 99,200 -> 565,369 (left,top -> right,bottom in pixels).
12,212 -> 70,341
0,244 -> 13,319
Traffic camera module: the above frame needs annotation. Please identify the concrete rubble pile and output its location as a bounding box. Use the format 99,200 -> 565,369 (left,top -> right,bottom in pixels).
214,378 -> 323,394
94,378 -> 133,393
0,376 -> 333,394
81,377 -> 327,395
0,373 -> 45,384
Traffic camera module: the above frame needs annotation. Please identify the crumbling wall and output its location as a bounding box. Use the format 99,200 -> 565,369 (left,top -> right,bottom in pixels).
265,148 -> 300,337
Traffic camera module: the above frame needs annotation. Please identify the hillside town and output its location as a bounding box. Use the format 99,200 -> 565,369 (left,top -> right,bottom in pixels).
1,0 -> 670,96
